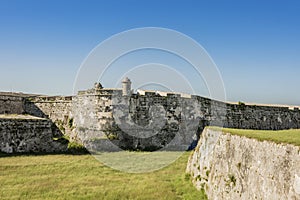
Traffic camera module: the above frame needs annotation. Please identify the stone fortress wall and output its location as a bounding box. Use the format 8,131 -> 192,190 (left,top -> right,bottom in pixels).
0,93 -> 25,114
0,115 -> 67,153
0,93 -> 72,153
187,128 -> 300,200
24,95 -> 74,139
72,78 -> 300,151
0,78 -> 300,152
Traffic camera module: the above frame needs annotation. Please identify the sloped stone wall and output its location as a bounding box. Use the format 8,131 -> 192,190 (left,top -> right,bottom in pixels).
24,96 -> 73,139
186,128 -> 300,200
0,115 -> 67,153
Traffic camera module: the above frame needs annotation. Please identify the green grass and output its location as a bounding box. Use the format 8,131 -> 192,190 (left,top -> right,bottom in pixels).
209,126 -> 300,146
0,152 -> 206,200
94,151 -> 184,173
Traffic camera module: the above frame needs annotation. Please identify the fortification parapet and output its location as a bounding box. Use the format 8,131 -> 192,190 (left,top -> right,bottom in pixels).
1,78 -> 300,153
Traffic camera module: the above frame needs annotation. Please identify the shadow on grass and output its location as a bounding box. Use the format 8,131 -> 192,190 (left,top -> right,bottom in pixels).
0,149 -> 90,158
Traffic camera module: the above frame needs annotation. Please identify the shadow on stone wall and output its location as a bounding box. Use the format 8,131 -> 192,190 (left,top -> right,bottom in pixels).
0,98 -> 87,155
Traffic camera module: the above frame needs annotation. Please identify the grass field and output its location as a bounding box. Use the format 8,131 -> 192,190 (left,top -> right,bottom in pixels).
209,126 -> 300,146
3,127 -> 298,199
0,152 -> 206,200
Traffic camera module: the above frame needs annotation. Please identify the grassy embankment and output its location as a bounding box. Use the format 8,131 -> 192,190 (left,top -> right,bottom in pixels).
209,126 -> 300,146
0,152 -> 206,200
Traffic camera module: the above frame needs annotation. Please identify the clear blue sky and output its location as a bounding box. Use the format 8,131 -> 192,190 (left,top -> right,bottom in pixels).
0,0 -> 299,105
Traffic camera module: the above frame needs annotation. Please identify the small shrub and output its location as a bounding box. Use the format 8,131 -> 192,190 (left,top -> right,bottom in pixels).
195,175 -> 201,181
206,170 -> 210,177
200,183 -> 206,190
238,101 -> 245,106
53,137 -> 69,145
237,162 -> 242,170
238,101 -> 246,110
184,173 -> 191,181
228,174 -> 236,186
106,133 -> 118,140
58,124 -> 65,133
68,118 -> 74,129
67,142 -> 88,154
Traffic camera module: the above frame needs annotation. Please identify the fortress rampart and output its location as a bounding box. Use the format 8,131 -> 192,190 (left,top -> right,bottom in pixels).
0,78 -> 300,152
0,93 -> 25,114
0,115 -> 67,153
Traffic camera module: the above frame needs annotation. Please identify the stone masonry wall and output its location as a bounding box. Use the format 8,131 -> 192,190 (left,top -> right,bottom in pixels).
192,95 -> 300,130
0,115 -> 67,153
24,96 -> 74,139
224,103 -> 300,130
72,89 -> 203,151
72,89 -> 123,151
186,127 -> 300,200
1,88 -> 300,152
0,94 -> 25,114
72,89 -> 300,151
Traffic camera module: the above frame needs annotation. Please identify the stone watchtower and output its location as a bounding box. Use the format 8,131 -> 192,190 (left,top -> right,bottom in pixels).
122,77 -> 131,96
94,82 -> 103,89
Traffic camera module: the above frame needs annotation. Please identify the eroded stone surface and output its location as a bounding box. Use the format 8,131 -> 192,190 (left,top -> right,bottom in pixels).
1,84 -> 300,152
187,128 -> 300,200
0,116 -> 67,153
